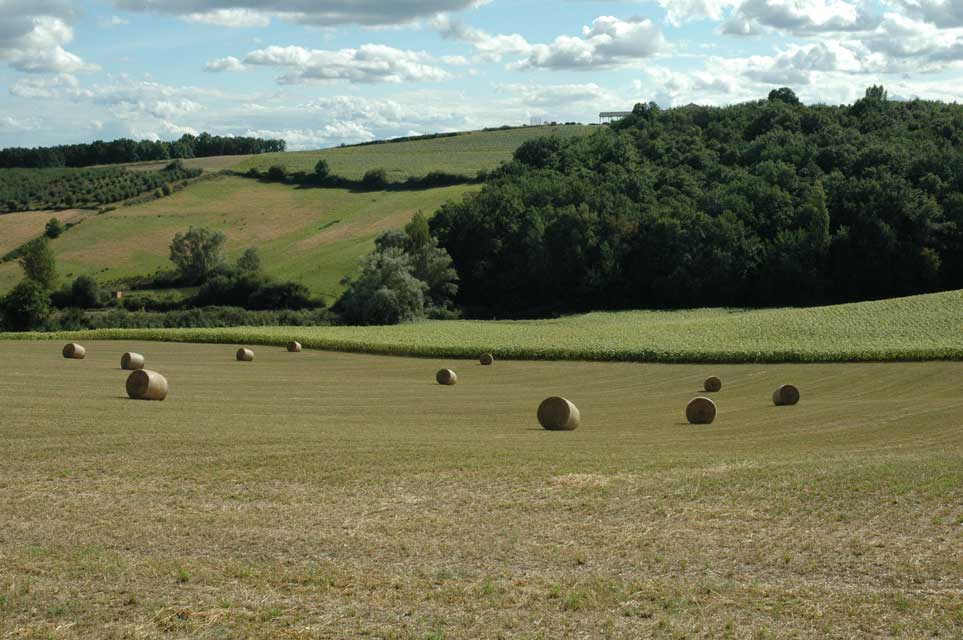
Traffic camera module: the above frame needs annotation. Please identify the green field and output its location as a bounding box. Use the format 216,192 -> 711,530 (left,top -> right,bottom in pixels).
111,155 -> 255,173
0,176 -> 475,298
10,289 -> 961,362
0,340 -> 961,638
235,125 -> 594,181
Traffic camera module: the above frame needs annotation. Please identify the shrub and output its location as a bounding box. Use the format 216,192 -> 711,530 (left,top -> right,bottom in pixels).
1,279 -> 51,331
266,165 -> 287,181
45,218 -> 64,239
70,275 -> 101,308
314,159 -> 330,179
361,168 -> 388,190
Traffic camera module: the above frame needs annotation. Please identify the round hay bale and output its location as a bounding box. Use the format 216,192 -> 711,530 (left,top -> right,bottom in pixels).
287,341 -> 302,353
436,368 -> 457,385
479,353 -> 494,366
772,384 -> 800,406
126,369 -> 168,401
686,397 -> 717,424
121,352 -> 145,371
704,376 -> 722,392
62,343 -> 86,359
537,396 -> 580,431
236,348 -> 255,362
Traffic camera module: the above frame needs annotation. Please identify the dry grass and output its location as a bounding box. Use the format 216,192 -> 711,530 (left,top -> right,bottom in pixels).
0,341 -> 961,638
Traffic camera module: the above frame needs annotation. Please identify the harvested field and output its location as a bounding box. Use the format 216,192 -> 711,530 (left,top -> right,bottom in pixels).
0,340 -> 961,638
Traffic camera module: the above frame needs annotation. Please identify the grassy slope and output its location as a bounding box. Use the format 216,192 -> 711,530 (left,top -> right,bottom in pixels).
0,340 -> 961,638
235,125 -> 594,180
0,209 -> 88,257
110,154 -> 255,173
9,289 -> 961,362
0,176 -> 475,298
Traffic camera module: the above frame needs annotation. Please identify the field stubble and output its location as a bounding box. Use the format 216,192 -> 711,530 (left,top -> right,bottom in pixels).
0,340 -> 961,638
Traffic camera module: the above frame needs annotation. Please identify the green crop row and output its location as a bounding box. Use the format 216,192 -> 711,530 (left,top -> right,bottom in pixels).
4,289 -> 960,363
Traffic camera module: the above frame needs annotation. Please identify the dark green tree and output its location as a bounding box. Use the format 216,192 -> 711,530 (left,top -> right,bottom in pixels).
18,237 -> 57,290
45,218 -> 64,239
169,227 -> 226,284
237,248 -> 262,274
2,279 -> 51,331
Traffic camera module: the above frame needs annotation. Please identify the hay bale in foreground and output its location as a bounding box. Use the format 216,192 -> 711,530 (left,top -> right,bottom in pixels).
686,397 -> 717,424
538,397 -> 580,431
62,343 -> 86,359
126,369 -> 168,401
236,348 -> 255,362
287,341 -> 302,353
479,353 -> 494,366
704,376 -> 722,392
121,352 -> 145,371
772,384 -> 800,406
436,368 -> 458,385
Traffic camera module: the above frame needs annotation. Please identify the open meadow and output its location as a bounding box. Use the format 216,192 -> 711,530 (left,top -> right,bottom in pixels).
235,125 -> 593,180
0,339 -> 961,638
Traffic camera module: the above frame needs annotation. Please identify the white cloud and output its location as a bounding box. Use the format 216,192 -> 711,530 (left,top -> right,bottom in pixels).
99,15 -> 129,27
182,9 -> 272,28
721,0 -> 879,35
238,44 -> 452,84
433,14 -> 532,61
0,7 -> 97,74
244,124 -> 376,148
205,56 -> 247,72
9,73 -> 81,98
887,0 -> 963,28
514,16 -> 666,71
111,0 -> 488,27
651,0 -> 740,25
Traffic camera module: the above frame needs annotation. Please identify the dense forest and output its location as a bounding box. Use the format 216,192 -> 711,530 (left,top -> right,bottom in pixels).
0,133 -> 285,169
431,87 -> 963,315
0,161 -> 202,213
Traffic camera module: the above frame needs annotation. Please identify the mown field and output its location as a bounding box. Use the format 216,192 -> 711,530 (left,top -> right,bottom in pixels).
0,209 -> 89,258
0,176 -> 476,298
235,125 -> 594,181
11,289 -> 961,362
0,340 -> 960,638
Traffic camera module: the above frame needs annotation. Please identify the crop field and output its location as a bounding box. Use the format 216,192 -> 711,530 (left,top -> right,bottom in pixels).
0,339 -> 960,638
13,289 -> 962,363
235,125 -> 594,180
0,176 -> 476,297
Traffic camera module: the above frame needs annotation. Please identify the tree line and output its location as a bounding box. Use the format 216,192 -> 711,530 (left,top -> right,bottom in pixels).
0,133 -> 286,169
430,86 -> 963,316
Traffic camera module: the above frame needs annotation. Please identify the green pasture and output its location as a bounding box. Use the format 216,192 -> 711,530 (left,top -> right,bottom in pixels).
235,125 -> 594,180
0,340 -> 960,638
0,176 -> 476,298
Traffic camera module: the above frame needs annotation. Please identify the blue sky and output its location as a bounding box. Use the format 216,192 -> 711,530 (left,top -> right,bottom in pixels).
2,0 -> 963,149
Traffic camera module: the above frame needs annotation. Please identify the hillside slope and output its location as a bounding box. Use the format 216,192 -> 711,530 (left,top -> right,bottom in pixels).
0,176 -> 475,298
236,125 -> 593,180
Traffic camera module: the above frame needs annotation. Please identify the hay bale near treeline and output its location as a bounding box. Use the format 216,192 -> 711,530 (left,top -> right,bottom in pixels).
686,397 -> 717,424
126,369 -> 168,401
236,348 -> 255,362
480,353 -> 494,366
436,369 -> 457,385
62,343 -> 86,359
121,352 -> 145,371
772,384 -> 800,406
538,397 -> 580,431
287,341 -> 302,353
704,376 -> 722,392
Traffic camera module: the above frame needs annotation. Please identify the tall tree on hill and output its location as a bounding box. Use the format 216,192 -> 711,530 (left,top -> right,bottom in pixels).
19,237 -> 57,290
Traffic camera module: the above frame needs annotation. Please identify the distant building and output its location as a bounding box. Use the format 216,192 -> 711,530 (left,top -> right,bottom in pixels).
599,111 -> 632,124
112,290 -> 124,300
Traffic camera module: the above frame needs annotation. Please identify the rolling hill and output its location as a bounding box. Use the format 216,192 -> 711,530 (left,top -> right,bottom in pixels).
0,125 -> 596,298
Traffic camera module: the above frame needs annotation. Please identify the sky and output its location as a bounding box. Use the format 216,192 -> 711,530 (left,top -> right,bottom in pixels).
2,0 -> 963,150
